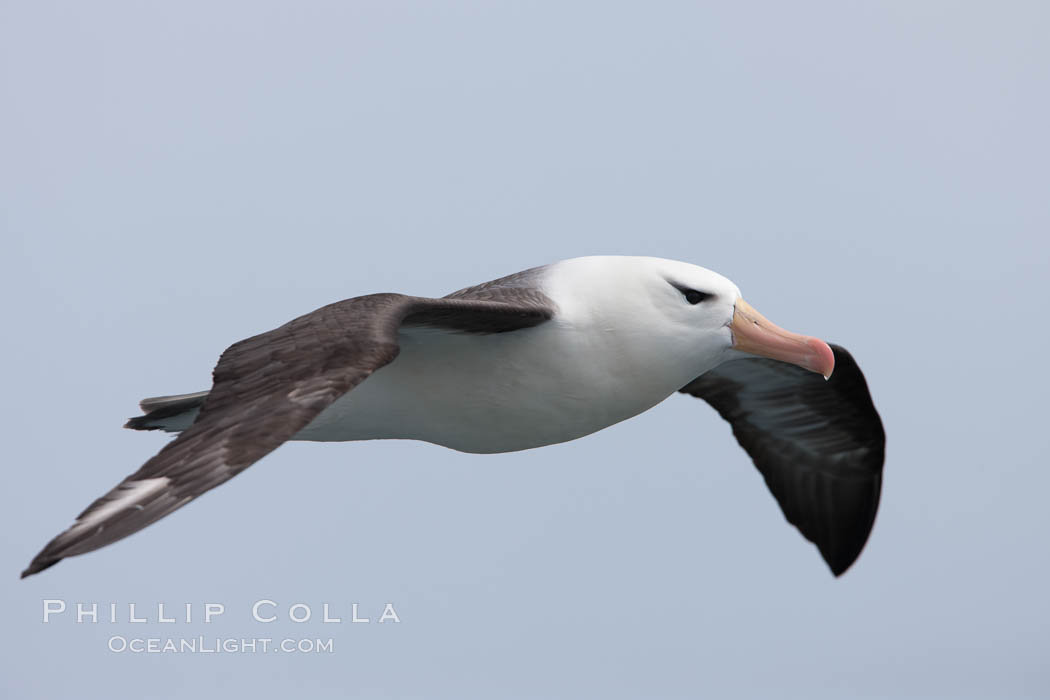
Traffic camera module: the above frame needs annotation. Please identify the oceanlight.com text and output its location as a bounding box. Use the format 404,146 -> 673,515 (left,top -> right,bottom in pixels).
107,636 -> 335,654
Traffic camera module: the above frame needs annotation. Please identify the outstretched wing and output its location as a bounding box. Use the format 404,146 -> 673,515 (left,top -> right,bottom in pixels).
22,290 -> 554,577
680,344 -> 885,576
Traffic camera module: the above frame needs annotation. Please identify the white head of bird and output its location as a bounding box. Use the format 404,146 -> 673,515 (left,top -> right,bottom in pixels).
544,256 -> 833,394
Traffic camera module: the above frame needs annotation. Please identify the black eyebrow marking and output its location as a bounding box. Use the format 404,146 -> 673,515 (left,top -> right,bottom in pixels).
666,280 -> 713,304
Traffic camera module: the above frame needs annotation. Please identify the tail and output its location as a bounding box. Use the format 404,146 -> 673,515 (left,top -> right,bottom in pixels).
124,390 -> 210,432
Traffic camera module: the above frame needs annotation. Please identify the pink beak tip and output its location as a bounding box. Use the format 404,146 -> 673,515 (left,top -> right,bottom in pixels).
808,338 -> 835,380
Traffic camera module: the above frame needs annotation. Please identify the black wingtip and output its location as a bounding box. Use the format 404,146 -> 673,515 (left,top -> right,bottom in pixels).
823,540 -> 864,577
817,504 -> 879,579
21,557 -> 59,579
828,559 -> 852,578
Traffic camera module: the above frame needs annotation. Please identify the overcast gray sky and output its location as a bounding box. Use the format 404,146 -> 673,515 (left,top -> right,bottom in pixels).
2,1 -> 1047,698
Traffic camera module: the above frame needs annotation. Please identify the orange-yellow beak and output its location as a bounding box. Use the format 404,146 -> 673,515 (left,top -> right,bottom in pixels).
730,299 -> 835,379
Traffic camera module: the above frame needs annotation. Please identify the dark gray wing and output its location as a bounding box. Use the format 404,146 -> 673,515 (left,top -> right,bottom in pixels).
680,344 -> 885,576
22,290 -> 554,578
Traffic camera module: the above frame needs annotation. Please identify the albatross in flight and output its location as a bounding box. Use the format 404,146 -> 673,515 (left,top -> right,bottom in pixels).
22,256 -> 884,578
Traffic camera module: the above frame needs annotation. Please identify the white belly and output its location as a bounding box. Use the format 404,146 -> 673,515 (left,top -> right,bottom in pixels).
292,324 -> 681,454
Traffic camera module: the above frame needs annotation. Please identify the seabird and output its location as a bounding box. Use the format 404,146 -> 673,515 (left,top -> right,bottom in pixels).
21,256 -> 884,578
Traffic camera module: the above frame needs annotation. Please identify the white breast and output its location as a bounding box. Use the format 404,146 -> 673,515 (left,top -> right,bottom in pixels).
293,321 -> 681,454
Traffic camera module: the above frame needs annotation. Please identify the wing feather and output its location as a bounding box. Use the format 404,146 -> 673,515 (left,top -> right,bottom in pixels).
680,344 -> 885,576
22,290 -> 553,577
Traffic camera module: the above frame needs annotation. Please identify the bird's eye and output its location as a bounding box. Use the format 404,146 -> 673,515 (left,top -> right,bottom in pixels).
682,289 -> 711,305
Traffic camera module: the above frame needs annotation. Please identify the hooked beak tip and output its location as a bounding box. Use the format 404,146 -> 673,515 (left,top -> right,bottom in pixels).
806,337 -> 835,380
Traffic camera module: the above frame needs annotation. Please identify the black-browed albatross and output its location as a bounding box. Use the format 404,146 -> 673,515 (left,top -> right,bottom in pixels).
22,256 -> 884,578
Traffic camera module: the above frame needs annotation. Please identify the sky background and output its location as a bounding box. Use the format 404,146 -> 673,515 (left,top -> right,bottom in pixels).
2,1 -> 1047,698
